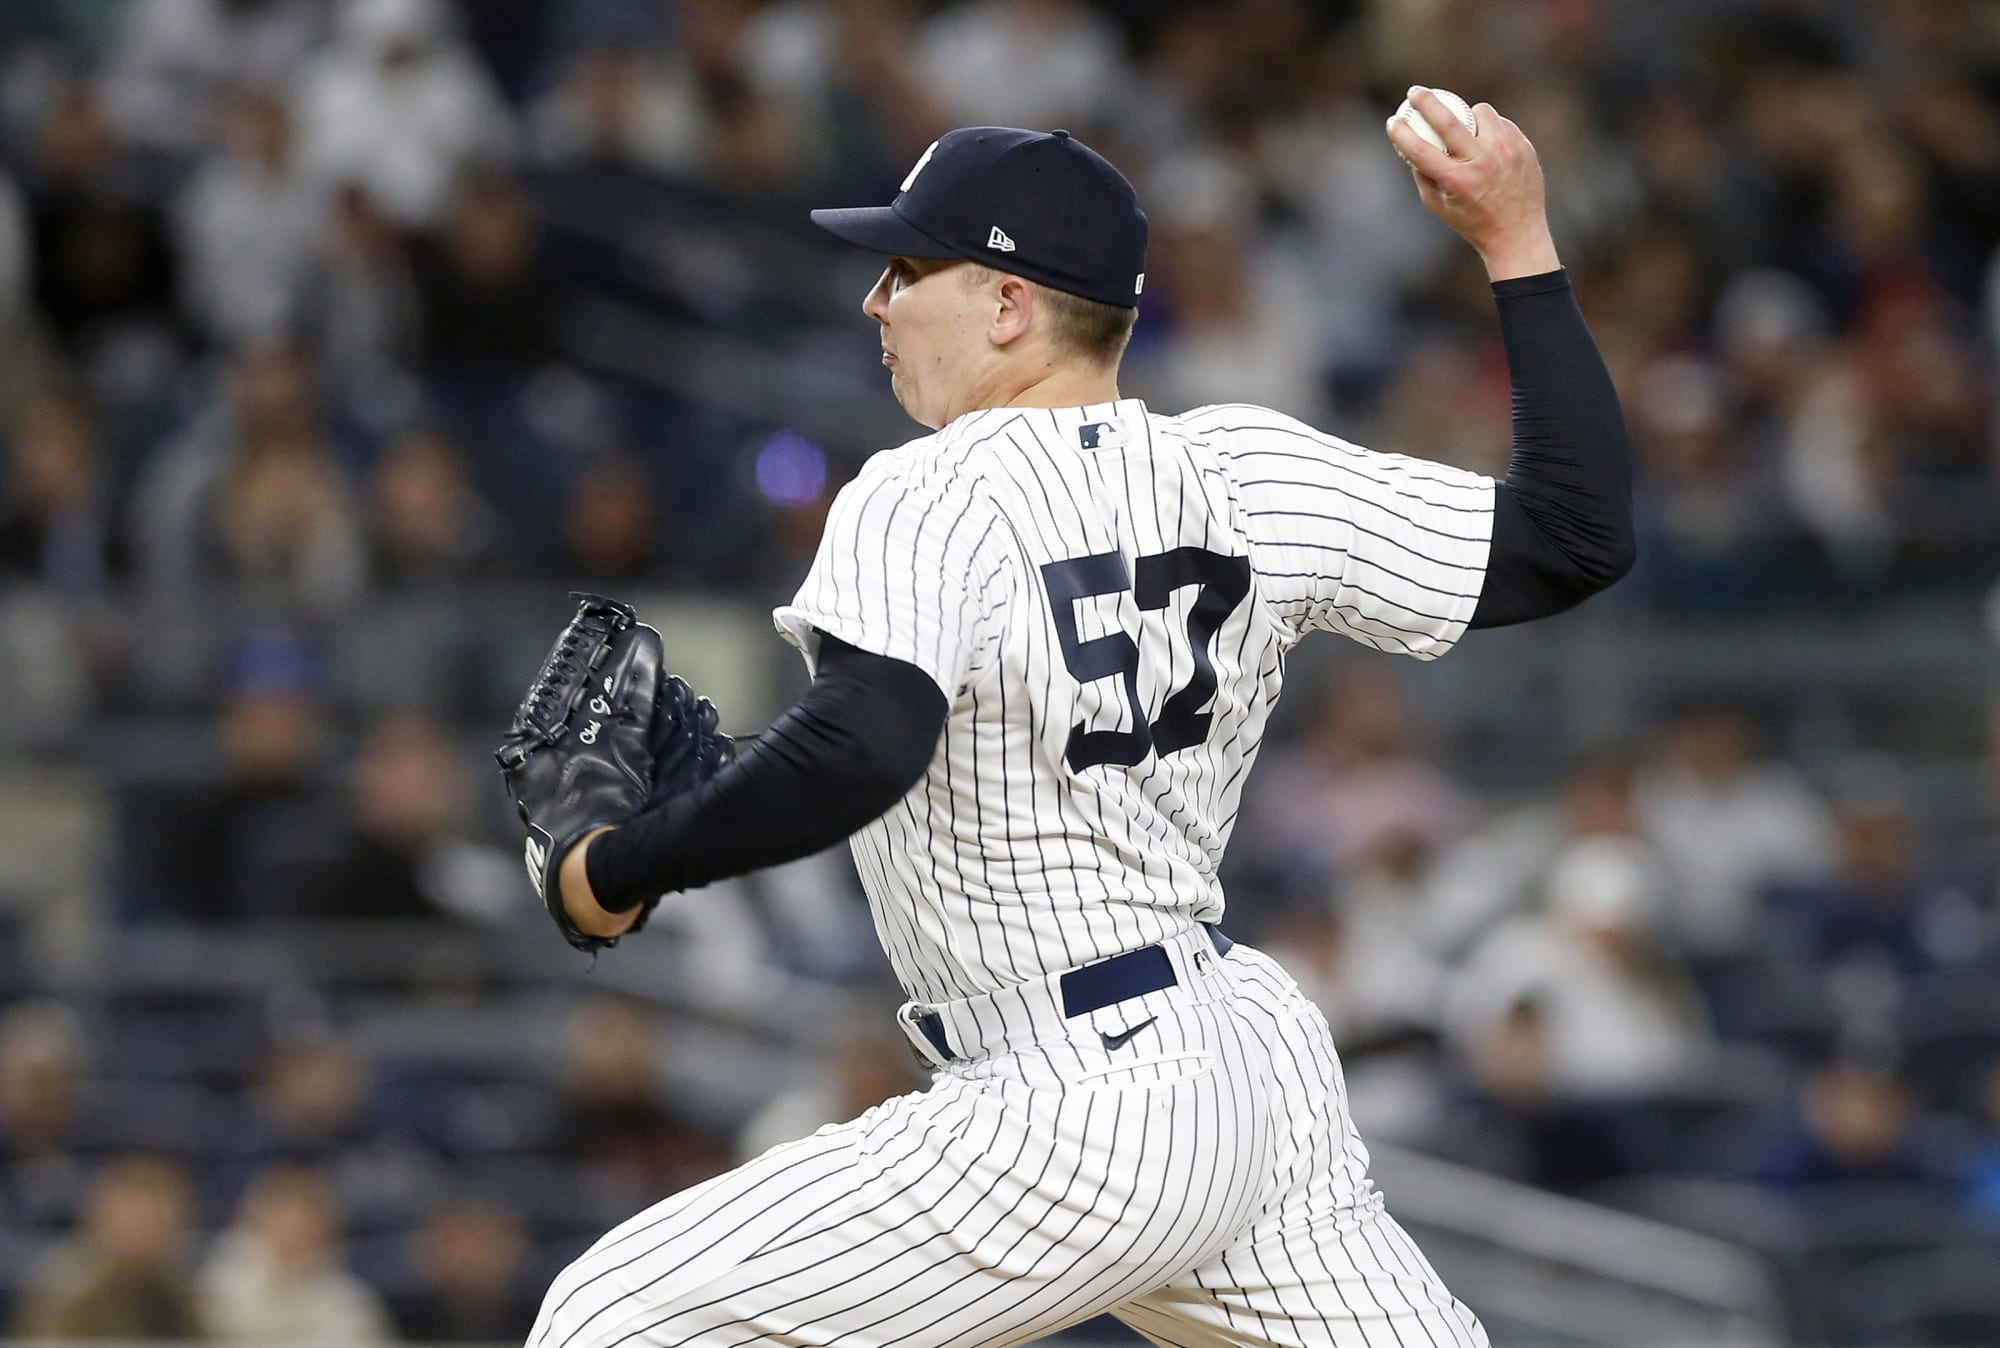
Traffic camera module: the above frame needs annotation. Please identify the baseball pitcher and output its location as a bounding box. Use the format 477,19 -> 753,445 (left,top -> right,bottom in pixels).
498,90 -> 1632,1348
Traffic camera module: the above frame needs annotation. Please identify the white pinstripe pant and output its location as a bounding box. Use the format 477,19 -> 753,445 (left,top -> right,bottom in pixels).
530,931 -> 1489,1348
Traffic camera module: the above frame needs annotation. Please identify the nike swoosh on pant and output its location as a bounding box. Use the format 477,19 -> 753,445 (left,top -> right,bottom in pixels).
1100,1016 -> 1158,1052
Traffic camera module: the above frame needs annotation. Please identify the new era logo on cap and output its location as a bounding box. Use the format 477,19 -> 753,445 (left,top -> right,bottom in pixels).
987,226 -> 1017,253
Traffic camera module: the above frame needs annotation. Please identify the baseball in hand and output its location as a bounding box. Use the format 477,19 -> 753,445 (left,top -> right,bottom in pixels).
1393,87 -> 1477,161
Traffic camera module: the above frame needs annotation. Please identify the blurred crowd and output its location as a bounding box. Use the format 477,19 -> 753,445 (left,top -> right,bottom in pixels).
0,0 -> 1993,1343
0,982 -> 922,1340
1224,669 -> 2000,1341
0,0 -> 1992,635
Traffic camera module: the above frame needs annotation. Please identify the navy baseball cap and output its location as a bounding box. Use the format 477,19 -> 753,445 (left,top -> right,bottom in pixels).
811,127 -> 1149,309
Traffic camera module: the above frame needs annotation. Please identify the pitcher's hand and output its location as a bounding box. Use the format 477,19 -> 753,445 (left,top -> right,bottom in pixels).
1387,88 -> 1560,281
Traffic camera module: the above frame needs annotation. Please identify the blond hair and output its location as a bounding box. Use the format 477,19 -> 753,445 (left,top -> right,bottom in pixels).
963,265 -> 1138,366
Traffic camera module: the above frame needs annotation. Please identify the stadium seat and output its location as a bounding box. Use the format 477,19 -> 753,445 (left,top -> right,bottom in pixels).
1838,1246 -> 2000,1346
449,1155 -> 630,1245
72,1079 -> 240,1161
1586,1175 -> 1804,1255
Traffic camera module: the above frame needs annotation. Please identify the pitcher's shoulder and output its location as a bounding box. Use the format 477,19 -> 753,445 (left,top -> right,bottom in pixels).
1179,402 -> 1313,437
855,428 -> 946,480
833,429 -> 1006,526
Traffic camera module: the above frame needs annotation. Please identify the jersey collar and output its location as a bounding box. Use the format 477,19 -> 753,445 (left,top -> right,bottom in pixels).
945,398 -> 1151,452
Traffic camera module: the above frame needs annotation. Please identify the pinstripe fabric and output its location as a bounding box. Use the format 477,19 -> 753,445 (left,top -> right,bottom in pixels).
774,399 -> 1494,1003
529,938 -> 1488,1348
1183,404 -> 1493,660
547,396 -> 1506,1348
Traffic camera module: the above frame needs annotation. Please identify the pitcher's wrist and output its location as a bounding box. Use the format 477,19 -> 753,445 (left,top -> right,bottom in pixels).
1477,227 -> 1561,282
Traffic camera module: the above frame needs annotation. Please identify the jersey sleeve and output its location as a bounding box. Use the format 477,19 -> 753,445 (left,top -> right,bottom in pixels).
773,454 -> 1010,697
1192,404 -> 1495,659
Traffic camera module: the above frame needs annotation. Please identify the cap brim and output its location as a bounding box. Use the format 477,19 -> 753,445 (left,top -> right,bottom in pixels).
809,205 -> 961,259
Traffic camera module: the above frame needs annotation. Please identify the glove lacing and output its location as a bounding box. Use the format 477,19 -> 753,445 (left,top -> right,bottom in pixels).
529,631 -> 587,727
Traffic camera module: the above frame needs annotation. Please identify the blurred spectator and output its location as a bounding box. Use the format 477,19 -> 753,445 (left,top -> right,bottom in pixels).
548,996 -> 729,1198
1809,134 -> 1946,328
1778,346 -> 1901,582
1502,82 -> 1646,266
174,86 -> 324,348
560,454 -> 662,584
198,1162 -> 394,1343
0,1001 -> 91,1231
914,0 -> 1127,130
9,1152 -> 203,1339
1245,666 -> 1467,886
1769,759 -> 1982,995
1448,836 -> 1711,1102
1963,1057 -> 2000,1231
703,85 -> 822,221
1637,705 -> 1836,957
364,425 -> 502,588
299,184 -> 421,382
392,1197 -> 539,1341
239,1036 -> 373,1162
99,0 -> 324,156
130,342 -> 363,618
0,394 -> 118,594
1366,335 -> 1510,478
1251,674 -> 1466,1109
0,168 -> 30,322
1245,35 -> 1461,393
736,1016 -> 922,1161
131,342 -> 328,592
1714,268 -> 1833,434
416,173 -> 558,376
1757,1056 -> 1947,1190
1626,354 -> 1783,608
1128,169 -> 1330,421
1892,62 -> 2000,277
296,715 -> 513,922
210,418 -> 366,619
1425,749 -> 1654,959
25,83 -> 182,379
222,1033 -> 437,1235
532,0 -> 771,186
531,45 -> 708,178
123,632 -> 331,921
1444,837 -> 1713,1192
0,165 -> 55,424
294,0 -> 512,229
739,0 -> 947,194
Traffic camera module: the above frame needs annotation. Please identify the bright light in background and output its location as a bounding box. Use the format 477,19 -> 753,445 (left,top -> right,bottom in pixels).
755,431 -> 827,507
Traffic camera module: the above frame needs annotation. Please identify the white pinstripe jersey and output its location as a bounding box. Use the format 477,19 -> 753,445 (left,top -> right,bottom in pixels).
775,398 -> 1494,1003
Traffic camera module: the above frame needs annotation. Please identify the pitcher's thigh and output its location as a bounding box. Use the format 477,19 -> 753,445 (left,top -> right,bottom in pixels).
1113,1204 -> 1488,1348
529,1067 -> 1258,1348
527,1111 -> 891,1348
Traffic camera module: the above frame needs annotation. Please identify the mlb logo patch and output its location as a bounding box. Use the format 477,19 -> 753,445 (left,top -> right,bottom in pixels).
1078,420 -> 1128,450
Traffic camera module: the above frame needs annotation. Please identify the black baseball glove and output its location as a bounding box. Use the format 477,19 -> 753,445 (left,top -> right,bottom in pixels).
495,593 -> 733,951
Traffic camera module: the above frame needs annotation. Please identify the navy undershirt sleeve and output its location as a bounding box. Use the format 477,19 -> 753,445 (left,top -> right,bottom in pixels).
1467,269 -> 1635,629
583,635 -> 947,912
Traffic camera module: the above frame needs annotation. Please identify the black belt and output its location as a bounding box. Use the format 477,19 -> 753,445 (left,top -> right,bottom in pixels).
915,926 -> 1233,1063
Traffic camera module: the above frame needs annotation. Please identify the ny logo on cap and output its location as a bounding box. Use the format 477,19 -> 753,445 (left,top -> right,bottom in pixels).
987,226 -> 1017,253
900,141 -> 938,193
